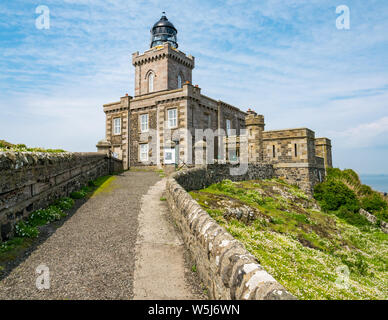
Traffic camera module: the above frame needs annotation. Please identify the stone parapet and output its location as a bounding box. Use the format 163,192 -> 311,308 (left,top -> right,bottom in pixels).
165,164 -> 295,300
0,152 -> 123,241
359,208 -> 388,233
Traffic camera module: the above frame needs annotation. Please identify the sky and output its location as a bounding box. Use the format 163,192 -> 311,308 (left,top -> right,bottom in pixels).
0,0 -> 387,174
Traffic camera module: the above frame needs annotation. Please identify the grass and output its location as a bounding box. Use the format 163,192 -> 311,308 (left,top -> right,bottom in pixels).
0,140 -> 66,153
0,175 -> 115,269
189,179 -> 388,300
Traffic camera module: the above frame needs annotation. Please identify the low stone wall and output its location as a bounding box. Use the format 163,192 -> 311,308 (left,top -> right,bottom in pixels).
174,163 -> 274,191
273,165 -> 325,195
0,152 -> 123,241
166,164 -> 295,300
359,209 -> 388,233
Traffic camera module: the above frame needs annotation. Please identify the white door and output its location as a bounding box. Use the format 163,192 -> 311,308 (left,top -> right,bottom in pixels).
164,148 -> 175,164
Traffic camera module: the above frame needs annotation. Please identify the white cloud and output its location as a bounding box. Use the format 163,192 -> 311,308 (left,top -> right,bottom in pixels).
0,0 -> 387,173
331,117 -> 388,148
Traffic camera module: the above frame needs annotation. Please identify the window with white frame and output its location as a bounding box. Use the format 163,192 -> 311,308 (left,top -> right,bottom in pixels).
168,108 -> 177,128
140,143 -> 149,162
113,118 -> 121,135
226,119 -> 231,136
177,74 -> 182,88
140,114 -> 148,132
148,72 -> 154,93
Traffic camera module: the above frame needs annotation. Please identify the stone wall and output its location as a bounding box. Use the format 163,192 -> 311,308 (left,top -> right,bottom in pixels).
315,138 -> 333,169
0,152 -> 123,241
273,164 -> 325,194
132,43 -> 194,96
166,164 -> 295,300
262,128 -> 316,164
174,163 -> 274,191
359,209 -> 388,233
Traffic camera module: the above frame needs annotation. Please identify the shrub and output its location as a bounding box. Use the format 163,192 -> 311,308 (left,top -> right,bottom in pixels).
360,193 -> 387,214
0,237 -> 24,253
314,180 -> 360,213
70,190 -> 87,199
88,180 -> 96,187
28,206 -> 65,226
375,210 -> 388,222
54,197 -> 74,210
45,149 -> 66,153
335,206 -> 370,227
359,184 -> 373,196
0,140 -> 14,148
342,169 -> 361,185
14,221 -> 39,238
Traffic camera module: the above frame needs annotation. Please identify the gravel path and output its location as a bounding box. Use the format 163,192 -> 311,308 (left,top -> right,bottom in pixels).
0,171 -> 160,299
133,179 -> 206,299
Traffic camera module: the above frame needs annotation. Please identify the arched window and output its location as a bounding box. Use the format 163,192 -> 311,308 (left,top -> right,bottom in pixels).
177,74 -> 182,88
148,72 -> 154,93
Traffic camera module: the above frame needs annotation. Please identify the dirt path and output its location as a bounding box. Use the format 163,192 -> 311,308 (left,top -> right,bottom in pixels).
0,171 -> 203,300
133,179 -> 205,299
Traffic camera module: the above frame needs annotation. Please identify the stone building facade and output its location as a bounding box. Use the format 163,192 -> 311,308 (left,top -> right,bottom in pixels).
97,14 -> 332,192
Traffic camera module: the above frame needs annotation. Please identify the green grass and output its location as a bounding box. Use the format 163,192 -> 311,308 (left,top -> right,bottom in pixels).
190,179 -> 388,300
0,140 -> 66,153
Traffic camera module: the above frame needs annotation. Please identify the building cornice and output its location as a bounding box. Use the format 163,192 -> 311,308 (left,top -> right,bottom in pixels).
132,44 -> 195,69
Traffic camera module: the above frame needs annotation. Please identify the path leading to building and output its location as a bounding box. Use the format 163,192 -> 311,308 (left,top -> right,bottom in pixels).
0,171 -> 204,300
133,179 -> 204,299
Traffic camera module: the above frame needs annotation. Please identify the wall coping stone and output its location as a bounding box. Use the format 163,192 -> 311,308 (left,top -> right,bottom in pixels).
166,164 -> 295,300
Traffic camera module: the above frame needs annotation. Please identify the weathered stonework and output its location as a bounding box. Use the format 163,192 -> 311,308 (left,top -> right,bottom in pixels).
98,17 -> 333,193
0,152 -> 123,241
166,165 -> 295,300
359,208 -> 388,233
101,41 -> 247,170
174,164 -> 274,191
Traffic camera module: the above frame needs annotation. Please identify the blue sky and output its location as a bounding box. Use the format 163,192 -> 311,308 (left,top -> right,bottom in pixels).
0,0 -> 387,174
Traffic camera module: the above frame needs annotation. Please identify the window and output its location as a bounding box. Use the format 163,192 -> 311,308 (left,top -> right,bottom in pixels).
294,143 -> 298,157
168,108 -> 177,128
113,118 -> 121,135
148,72 -> 154,93
272,145 -> 276,158
177,75 -> 182,88
207,114 -> 212,128
228,149 -> 237,162
140,144 -> 148,162
164,148 -> 175,164
140,114 -> 148,132
226,119 -> 231,136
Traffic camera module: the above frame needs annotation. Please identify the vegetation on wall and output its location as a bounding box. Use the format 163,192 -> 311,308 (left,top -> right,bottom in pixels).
190,178 -> 388,300
0,140 -> 66,153
0,175 -> 113,272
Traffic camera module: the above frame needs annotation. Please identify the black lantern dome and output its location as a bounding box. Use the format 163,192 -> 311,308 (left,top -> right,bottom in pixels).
150,13 -> 178,49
